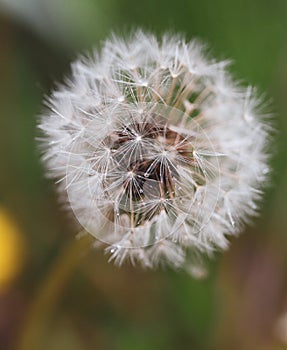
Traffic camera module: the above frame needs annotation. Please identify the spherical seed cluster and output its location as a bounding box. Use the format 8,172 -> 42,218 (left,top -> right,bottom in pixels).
39,31 -> 271,276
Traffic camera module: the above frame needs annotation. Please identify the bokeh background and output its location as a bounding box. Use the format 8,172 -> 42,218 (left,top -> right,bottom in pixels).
0,0 -> 287,349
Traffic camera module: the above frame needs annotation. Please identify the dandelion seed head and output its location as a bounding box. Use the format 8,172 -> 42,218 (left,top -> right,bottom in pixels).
39,30 -> 271,277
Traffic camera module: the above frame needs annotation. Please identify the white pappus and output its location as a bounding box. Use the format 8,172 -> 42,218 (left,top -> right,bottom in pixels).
38,30 -> 271,277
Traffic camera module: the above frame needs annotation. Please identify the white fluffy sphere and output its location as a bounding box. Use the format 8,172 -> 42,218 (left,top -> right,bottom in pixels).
39,31 -> 271,276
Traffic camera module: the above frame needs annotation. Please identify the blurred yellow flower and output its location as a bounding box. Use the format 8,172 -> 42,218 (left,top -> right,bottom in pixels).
0,209 -> 24,290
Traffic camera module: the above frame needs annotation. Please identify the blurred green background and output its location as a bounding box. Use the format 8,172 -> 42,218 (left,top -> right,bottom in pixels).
0,0 -> 287,349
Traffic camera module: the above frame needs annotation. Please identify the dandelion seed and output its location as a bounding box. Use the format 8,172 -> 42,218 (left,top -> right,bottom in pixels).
39,30 -> 271,277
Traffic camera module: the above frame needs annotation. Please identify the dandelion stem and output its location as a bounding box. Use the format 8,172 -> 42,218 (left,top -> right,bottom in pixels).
17,233 -> 93,350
